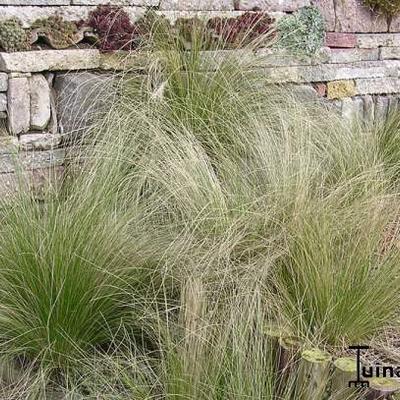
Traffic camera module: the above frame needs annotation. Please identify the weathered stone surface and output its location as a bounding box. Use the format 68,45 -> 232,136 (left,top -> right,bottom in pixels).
0,73 -> 7,91
0,112 -> 6,119
0,6 -> 144,28
19,133 -> 62,151
357,34 -> 400,48
0,166 -> 64,199
325,48 -> 379,63
325,33 -> 357,48
234,0 -> 309,11
341,97 -> 363,122
0,93 -> 6,112
30,74 -> 51,131
335,0 -> 388,33
0,50 -> 101,73
0,149 -> 65,173
388,95 -> 399,114
7,77 -> 30,135
160,0 -> 233,10
380,47 -> 400,59
54,72 -> 115,137
262,60 -> 400,84
356,77 -> 400,95
375,96 -> 389,120
389,15 -> 400,33
327,80 -> 356,99
0,137 -> 18,154
0,0 -> 68,4
252,48 -> 324,68
72,0 -> 158,4
363,95 -> 375,122
156,10 -> 244,23
311,0 -> 335,31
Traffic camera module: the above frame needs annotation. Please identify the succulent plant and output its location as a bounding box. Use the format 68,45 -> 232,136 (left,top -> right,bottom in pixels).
0,18 -> 30,52
364,0 -> 400,16
86,5 -> 140,52
277,6 -> 325,56
31,16 -> 79,49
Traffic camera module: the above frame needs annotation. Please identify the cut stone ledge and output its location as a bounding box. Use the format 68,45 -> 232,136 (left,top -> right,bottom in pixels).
0,50 -> 101,73
356,77 -> 400,95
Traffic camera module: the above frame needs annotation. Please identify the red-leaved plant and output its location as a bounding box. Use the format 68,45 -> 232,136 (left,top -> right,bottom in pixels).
86,5 -> 140,52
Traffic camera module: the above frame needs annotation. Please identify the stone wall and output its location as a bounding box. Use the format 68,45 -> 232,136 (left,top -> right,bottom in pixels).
1,0 -> 400,195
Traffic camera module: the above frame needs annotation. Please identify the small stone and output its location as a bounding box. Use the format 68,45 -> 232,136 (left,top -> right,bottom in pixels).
325,33 -> 357,48
0,93 -> 6,112
313,82 -> 327,96
0,73 -> 7,91
327,80 -> 356,99
7,77 -> 30,135
19,133 -> 61,151
335,0 -> 388,33
375,96 -> 389,121
30,74 -> 51,131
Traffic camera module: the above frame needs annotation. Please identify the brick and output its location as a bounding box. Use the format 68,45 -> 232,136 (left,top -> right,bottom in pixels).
356,77 -> 400,95
325,33 -> 357,48
313,82 -> 327,96
335,0 -> 388,33
327,80 -> 356,99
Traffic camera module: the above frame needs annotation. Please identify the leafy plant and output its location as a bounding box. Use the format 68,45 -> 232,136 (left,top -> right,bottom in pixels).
0,18 -> 30,52
86,4 -> 140,52
31,15 -> 79,49
277,6 -> 325,55
206,11 -> 275,48
364,0 -> 400,16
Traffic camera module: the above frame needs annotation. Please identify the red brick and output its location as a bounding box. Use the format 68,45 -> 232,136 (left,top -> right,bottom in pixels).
325,33 -> 357,48
313,82 -> 327,97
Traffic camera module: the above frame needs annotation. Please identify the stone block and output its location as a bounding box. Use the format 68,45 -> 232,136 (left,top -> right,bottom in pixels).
30,74 -> 51,131
363,95 -> 375,122
72,0 -> 158,4
311,0 -> 335,31
19,133 -> 62,151
357,33 -> 400,48
335,0 -> 388,33
0,93 -> 6,112
234,0 -> 309,11
356,77 -> 400,95
375,96 -> 389,121
380,47 -> 400,59
0,50 -> 101,73
262,60 -> 400,84
0,73 -> 7,91
325,48 -> 379,63
341,97 -> 363,123
7,77 -> 30,135
54,72 -> 115,137
327,80 -> 356,99
325,33 -> 357,48
160,0 -> 234,10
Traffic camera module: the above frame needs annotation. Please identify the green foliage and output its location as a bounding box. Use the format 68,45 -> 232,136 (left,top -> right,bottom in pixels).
277,6 -> 325,55
0,18 -> 30,52
364,0 -> 400,16
31,15 -> 78,49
